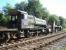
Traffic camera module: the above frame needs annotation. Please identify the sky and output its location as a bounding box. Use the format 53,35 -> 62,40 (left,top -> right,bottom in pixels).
0,0 -> 66,18
0,0 -> 27,10
40,0 -> 66,18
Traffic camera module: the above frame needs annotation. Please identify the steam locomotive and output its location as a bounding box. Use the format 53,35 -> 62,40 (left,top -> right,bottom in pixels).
0,10 -> 62,42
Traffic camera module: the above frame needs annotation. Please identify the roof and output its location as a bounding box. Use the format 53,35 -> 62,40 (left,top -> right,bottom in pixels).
17,10 -> 27,14
9,9 -> 28,16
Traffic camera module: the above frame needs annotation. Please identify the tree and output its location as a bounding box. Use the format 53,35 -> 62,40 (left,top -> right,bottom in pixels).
0,12 -> 9,26
15,0 -> 49,19
3,3 -> 14,15
59,16 -> 64,28
27,0 -> 49,18
15,2 -> 28,11
2,4 -> 14,26
47,15 -> 59,32
48,15 -> 59,25
0,13 -> 3,25
63,19 -> 66,28
26,0 -> 42,17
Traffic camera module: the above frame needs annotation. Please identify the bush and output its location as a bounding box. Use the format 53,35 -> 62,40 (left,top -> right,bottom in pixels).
0,15 -> 10,26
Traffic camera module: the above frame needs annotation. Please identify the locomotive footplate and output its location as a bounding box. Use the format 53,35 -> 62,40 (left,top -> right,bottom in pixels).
0,29 -> 18,32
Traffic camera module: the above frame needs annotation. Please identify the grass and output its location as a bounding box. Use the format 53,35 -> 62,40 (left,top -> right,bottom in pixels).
63,29 -> 66,32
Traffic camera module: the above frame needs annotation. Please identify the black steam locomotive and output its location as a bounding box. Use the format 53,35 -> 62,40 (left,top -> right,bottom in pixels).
0,10 -> 62,42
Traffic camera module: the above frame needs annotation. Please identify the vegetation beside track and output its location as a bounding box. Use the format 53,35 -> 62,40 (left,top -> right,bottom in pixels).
63,29 -> 66,32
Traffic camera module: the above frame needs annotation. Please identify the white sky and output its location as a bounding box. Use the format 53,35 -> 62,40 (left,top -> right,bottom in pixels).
40,0 -> 66,18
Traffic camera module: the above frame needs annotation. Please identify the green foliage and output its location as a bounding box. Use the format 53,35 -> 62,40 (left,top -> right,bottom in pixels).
15,2 -> 28,11
62,18 -> 66,28
59,16 -> 64,27
0,13 -> 3,20
3,3 -> 14,15
26,0 -> 42,17
1,4 -> 12,26
47,15 -> 59,25
15,0 -> 49,19
27,0 -> 49,18
47,15 -> 60,32
0,13 -> 10,26
0,13 -> 3,24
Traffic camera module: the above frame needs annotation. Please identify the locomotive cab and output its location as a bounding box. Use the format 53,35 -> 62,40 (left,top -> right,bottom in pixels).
9,10 -> 29,37
8,10 -> 28,29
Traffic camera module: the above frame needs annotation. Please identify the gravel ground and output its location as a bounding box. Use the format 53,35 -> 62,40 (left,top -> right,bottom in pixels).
2,37 -> 66,50
41,36 -> 66,50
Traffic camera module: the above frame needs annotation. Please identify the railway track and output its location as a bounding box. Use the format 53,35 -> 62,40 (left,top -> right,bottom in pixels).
0,32 -> 65,50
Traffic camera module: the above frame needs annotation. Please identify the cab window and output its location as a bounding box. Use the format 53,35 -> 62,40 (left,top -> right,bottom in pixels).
21,14 -> 24,19
24,14 -> 27,19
